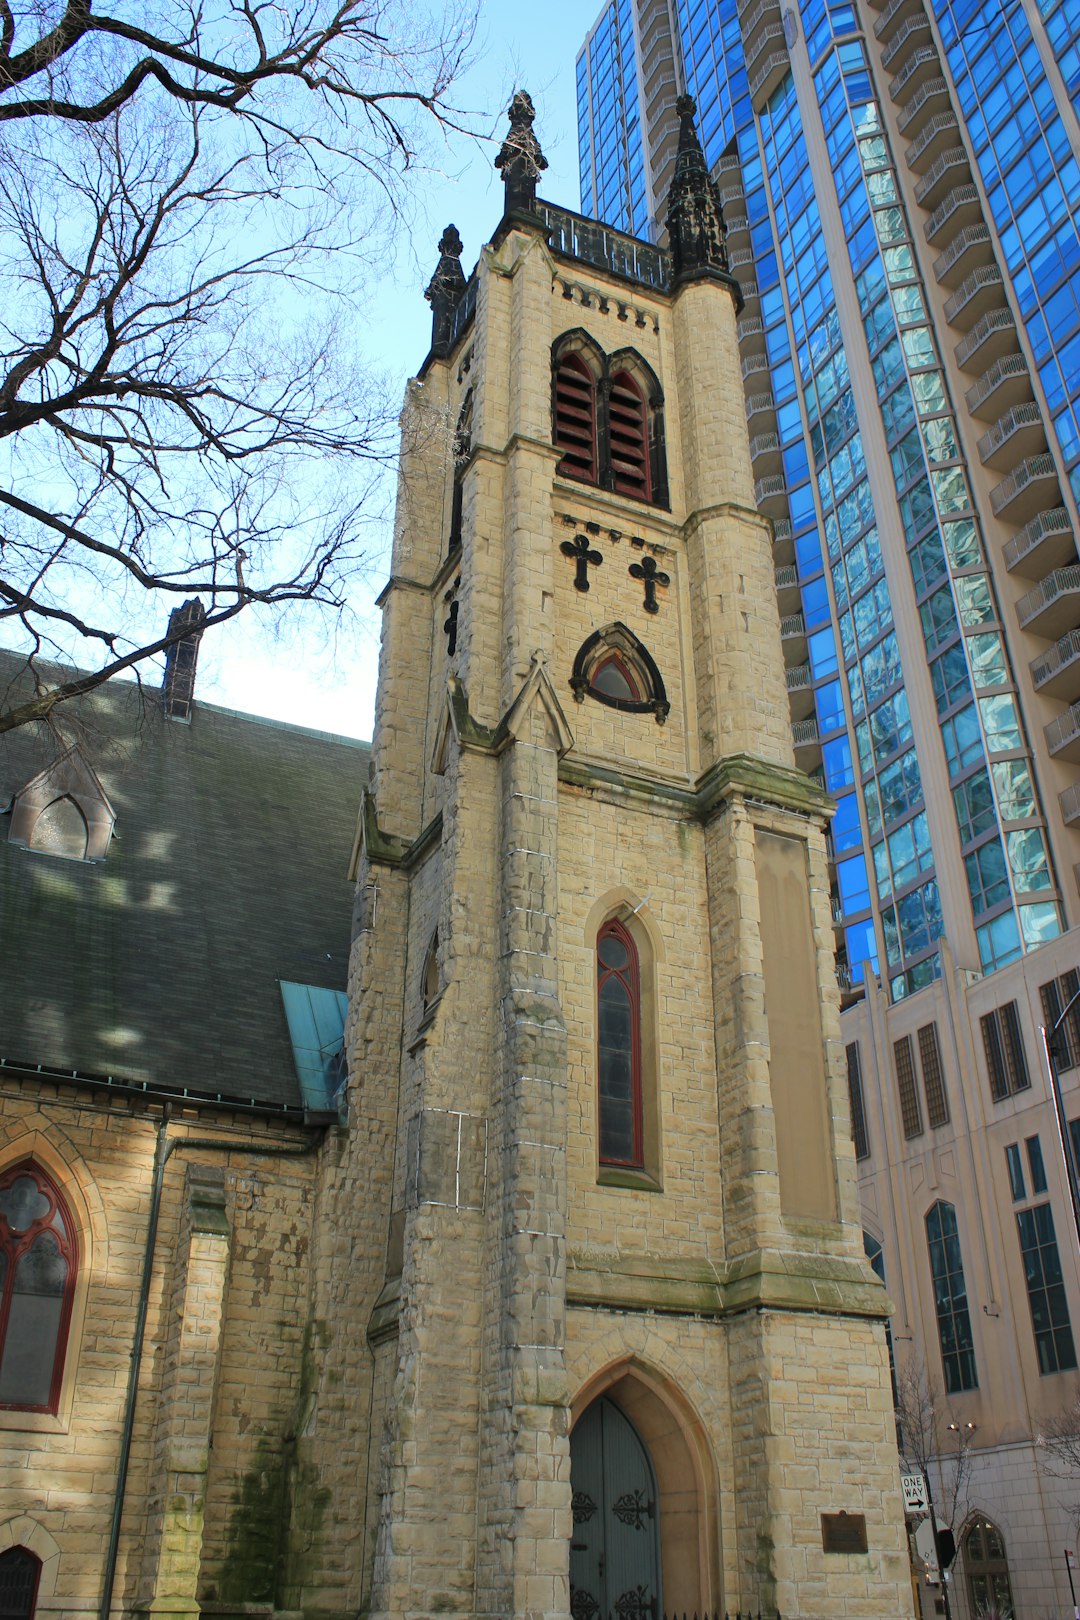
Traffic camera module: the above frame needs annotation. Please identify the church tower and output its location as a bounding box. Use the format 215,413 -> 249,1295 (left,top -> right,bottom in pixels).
318,94 -> 914,1620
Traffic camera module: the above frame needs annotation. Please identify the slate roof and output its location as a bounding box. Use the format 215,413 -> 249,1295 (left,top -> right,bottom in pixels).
0,651 -> 368,1112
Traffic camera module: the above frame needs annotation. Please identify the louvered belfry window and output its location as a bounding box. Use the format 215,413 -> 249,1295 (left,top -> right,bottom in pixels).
553,353 -> 598,483
608,370 -> 651,501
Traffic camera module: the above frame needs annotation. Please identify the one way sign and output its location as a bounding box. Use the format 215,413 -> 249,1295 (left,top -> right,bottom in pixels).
902,1472 -> 930,1513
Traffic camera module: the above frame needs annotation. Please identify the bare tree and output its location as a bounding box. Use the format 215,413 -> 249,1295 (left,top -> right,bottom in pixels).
0,1 -> 477,732
1036,1391 -> 1080,1526
895,1358 -> 976,1534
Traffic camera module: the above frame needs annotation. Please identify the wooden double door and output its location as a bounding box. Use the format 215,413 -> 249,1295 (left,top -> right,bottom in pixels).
569,1397 -> 661,1620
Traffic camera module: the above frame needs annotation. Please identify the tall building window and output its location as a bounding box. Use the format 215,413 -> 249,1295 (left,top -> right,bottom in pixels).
1040,969 -> 1080,1071
1016,1203 -> 1077,1375
551,336 -> 667,505
925,1200 -> 978,1393
0,1162 -> 79,1412
596,918 -> 643,1169
893,1035 -> 923,1138
1005,1143 -> 1026,1202
980,1002 -> 1030,1101
918,1022 -> 950,1128
846,1042 -> 870,1160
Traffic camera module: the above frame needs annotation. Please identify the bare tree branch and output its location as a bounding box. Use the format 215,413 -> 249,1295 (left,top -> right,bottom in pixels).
0,1 -> 481,730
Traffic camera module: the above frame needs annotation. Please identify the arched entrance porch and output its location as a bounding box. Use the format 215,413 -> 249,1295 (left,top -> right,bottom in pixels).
570,1357 -> 721,1617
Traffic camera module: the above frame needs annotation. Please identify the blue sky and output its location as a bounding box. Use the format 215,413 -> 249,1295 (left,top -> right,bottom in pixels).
197,1 -> 588,741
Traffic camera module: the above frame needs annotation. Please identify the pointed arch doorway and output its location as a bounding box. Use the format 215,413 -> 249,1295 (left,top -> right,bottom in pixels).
570,1396 -> 661,1620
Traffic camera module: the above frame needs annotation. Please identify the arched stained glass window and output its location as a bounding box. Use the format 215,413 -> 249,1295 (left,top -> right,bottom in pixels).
925,1199 -> 978,1393
608,371 -> 651,501
597,919 -> 643,1168
554,353 -> 598,483
0,1163 -> 78,1412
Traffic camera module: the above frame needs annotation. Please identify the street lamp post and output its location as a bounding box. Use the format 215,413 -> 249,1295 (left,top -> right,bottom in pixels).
1040,987 -> 1080,1250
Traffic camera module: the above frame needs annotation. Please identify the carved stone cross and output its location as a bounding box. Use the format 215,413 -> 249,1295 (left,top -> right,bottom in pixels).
443,592 -> 459,656
629,555 -> 670,614
560,534 -> 604,593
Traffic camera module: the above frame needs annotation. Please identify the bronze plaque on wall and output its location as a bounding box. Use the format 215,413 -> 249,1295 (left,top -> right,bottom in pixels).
821,1512 -> 868,1553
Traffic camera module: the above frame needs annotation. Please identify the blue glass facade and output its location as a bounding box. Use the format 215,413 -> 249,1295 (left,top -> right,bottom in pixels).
577,0 -> 1077,998
578,0 -> 650,237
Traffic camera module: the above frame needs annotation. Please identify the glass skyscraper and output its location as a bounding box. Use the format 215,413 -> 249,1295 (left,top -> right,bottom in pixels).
577,6 -> 1080,1612
577,0 -> 1080,1004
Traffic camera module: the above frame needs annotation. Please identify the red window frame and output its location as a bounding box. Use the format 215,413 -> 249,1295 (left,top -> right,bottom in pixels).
554,353 -> 598,483
608,370 -> 651,502
0,1161 -> 79,1413
596,918 -> 644,1169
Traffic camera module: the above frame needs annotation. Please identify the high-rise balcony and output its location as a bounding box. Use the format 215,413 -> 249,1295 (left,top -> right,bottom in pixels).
781,612 -> 807,662
1059,781 -> 1080,827
965,352 -> 1030,418
992,455 -> 1061,523
1045,702 -> 1080,763
738,315 -> 764,342
944,265 -> 1005,330
906,111 -> 960,172
774,562 -> 800,603
738,279 -> 759,306
786,661 -> 815,719
1016,564 -> 1080,637
740,0 -> 784,54
747,18 -> 787,77
977,402 -> 1045,469
1032,629 -> 1080,702
1003,508 -> 1075,577
955,307 -> 1016,372
915,146 -> 971,209
933,223 -> 993,285
741,351 -> 770,382
745,390 -> 775,422
755,473 -> 788,511
792,716 -> 820,752
729,246 -> 755,271
718,153 -> 743,175
881,16 -> 931,71
875,0 -> 926,41
724,214 -> 750,239
751,431 -> 782,471
749,45 -> 790,105
890,47 -> 940,104
897,76 -> 951,136
771,518 -> 793,544
924,185 -> 983,244
719,182 -> 745,211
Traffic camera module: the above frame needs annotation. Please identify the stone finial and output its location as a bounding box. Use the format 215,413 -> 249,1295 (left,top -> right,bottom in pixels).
425,224 -> 468,358
495,91 -> 548,213
162,597 -> 206,721
664,95 -> 734,290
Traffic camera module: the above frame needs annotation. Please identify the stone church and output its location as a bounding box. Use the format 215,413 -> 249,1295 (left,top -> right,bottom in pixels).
0,97 -> 914,1620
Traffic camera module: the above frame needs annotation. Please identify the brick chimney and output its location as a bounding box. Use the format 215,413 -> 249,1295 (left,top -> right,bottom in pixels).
161,598 -> 206,721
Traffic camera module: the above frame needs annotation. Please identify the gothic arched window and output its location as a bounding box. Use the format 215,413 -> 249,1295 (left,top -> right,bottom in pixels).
551,336 -> 667,506
597,919 -> 643,1169
554,353 -> 598,484
571,624 -> 669,724
0,1548 -> 42,1620
609,370 -> 651,501
963,1519 -> 1014,1619
0,1163 -> 79,1412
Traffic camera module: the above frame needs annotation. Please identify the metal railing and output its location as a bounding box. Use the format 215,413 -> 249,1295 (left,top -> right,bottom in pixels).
1045,702 -> 1080,754
955,306 -> 1015,367
780,612 -> 805,638
991,454 -> 1058,516
965,351 -> 1028,414
977,401 -> 1042,463
890,46 -> 938,102
1003,507 -> 1072,572
898,75 -> 949,132
905,111 -> 958,165
881,14 -> 931,69
786,661 -> 812,691
933,223 -> 991,281
1032,629 -> 1080,690
914,146 -> 969,205
535,200 -> 670,291
1016,564 -> 1080,628
944,263 -> 1003,324
924,184 -> 982,243
792,717 -> 819,746
755,474 -> 787,503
